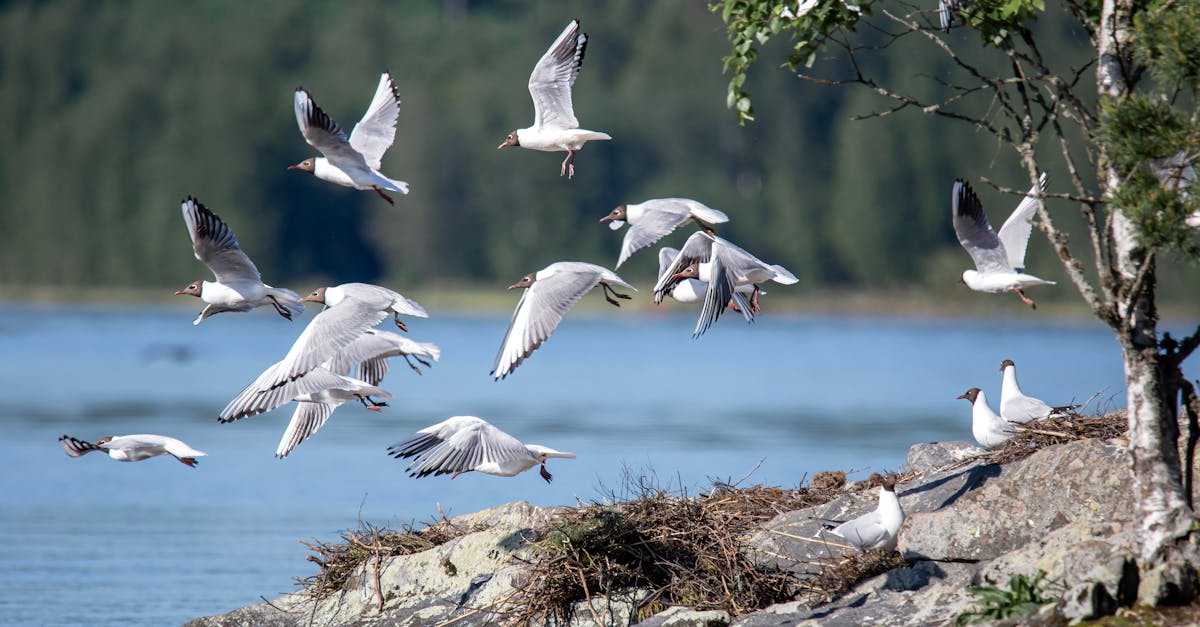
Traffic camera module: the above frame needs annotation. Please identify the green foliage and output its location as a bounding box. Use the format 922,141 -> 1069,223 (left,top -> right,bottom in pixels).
957,0 -> 1046,46
1135,0 -> 1200,91
956,570 -> 1053,625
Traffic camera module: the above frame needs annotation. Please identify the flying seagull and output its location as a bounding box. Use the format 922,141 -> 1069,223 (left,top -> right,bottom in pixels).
599,198 -> 730,268
653,231 -> 797,337
952,174 -> 1054,309
821,475 -> 905,552
175,197 -> 303,325
957,387 -> 1016,449
497,20 -> 611,179
387,416 -> 575,483
290,73 -> 410,204
492,262 -> 634,380
59,434 -> 207,467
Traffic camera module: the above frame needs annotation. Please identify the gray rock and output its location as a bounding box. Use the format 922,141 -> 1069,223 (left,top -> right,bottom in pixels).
902,440 -> 1131,561
634,606 -> 731,627
1137,551 -> 1200,607
905,441 -> 983,474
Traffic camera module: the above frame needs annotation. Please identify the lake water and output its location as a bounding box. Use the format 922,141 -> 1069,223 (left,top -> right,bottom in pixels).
0,304 -> 1160,625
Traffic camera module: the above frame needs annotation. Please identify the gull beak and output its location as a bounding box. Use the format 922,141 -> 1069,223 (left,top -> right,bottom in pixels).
670,272 -> 686,280
287,164 -> 301,170
956,393 -> 970,400
174,289 -> 185,296
598,215 -> 613,223
507,282 -> 523,290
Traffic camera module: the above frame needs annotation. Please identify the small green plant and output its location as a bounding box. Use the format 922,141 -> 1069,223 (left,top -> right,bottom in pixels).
956,570 -> 1053,625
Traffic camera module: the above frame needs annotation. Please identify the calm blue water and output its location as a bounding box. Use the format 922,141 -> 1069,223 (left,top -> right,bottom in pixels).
0,304 -> 1164,625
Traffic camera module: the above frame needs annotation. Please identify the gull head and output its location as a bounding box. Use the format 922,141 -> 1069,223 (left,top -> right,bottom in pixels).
671,264 -> 701,281
599,204 -> 628,224
999,358 -> 1015,372
881,474 -> 898,492
95,436 -> 113,446
301,287 -> 328,304
497,130 -> 520,150
288,157 -> 315,172
175,282 -> 202,297
508,273 -> 536,290
956,387 -> 981,403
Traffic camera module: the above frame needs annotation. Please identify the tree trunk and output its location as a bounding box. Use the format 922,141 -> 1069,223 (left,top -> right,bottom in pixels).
1100,0 -> 1194,564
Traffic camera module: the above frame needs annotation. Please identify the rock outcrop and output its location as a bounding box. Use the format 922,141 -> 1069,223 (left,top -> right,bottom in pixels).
188,436 -> 1191,626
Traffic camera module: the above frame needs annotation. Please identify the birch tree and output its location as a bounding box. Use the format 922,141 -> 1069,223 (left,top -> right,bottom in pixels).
714,0 -> 1200,588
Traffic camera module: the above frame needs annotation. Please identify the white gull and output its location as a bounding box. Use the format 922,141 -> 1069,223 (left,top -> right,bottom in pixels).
59,434 -> 206,467
599,198 -> 729,268
388,415 -> 575,483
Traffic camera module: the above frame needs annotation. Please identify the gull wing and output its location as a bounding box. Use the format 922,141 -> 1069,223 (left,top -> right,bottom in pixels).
220,366 -> 355,422
59,435 -> 104,457
951,179 -> 1011,274
658,247 -> 680,280
996,173 -> 1048,272
491,263 -> 604,380
348,73 -> 401,171
692,254 -> 747,338
294,87 -> 370,172
528,20 -> 585,131
652,231 -> 715,302
831,510 -> 886,551
388,416 -> 530,477
616,199 -> 724,268
182,198 -> 261,285
275,401 -> 340,458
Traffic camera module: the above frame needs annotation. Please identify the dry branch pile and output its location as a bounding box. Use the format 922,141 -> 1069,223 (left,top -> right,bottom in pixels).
984,411 -> 1128,466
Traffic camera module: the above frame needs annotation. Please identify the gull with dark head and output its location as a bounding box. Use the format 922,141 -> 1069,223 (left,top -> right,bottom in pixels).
388,416 -> 575,483
653,231 -> 797,338
175,197 -> 303,325
957,387 -> 1015,449
599,198 -> 730,268
998,358 -> 1077,423
821,475 -> 905,552
497,20 -> 610,179
952,174 -> 1054,309
59,434 -> 206,467
492,262 -> 633,380
290,73 -> 409,204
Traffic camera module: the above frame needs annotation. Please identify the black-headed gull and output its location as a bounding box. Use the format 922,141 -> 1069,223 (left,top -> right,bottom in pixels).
327,329 -> 441,380
219,283 -> 426,419
59,434 -> 206,467
822,476 -> 905,552
957,387 -> 1015,449
387,416 -> 575,483
599,198 -> 730,268
999,358 -> 1075,423
492,261 -> 634,380
656,246 -> 760,306
497,20 -> 610,179
175,197 -> 303,325
290,73 -> 409,205
653,231 -> 797,337
952,174 -> 1054,309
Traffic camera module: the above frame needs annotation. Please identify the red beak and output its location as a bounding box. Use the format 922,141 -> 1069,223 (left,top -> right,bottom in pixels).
287,165 -> 300,170
174,289 -> 185,296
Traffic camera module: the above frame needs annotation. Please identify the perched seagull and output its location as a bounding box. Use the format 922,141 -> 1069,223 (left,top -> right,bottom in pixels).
290,73 -> 409,205
492,262 -> 634,380
653,231 -> 797,337
999,359 -> 1075,423
59,434 -> 206,467
821,475 -> 905,552
952,174 -> 1054,309
175,197 -> 303,325
599,198 -> 730,268
497,20 -> 611,179
387,416 -> 575,483
219,283 -> 426,423
957,387 -> 1015,449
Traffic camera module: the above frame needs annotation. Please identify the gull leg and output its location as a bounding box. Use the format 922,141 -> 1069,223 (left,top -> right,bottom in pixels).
174,455 -> 199,467
601,283 -> 632,307
359,397 -> 386,412
560,150 -> 576,178
728,298 -> 743,313
373,186 -> 395,206
267,295 -> 292,321
751,285 -> 762,314
692,216 -> 716,236
1014,289 -> 1037,310
402,355 -> 423,375
393,313 -> 408,332
539,464 -> 553,483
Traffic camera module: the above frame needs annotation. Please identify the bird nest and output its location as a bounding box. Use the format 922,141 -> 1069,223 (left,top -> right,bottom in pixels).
974,410 -> 1129,467
294,516 -> 482,605
505,477 -> 854,623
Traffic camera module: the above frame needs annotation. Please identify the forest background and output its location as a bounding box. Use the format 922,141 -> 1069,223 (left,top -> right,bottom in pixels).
3,0 -> 1195,310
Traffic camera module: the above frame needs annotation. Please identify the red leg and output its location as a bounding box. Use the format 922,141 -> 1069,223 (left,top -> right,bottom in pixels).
373,186 -> 395,205
1014,289 -> 1037,310
751,285 -> 762,314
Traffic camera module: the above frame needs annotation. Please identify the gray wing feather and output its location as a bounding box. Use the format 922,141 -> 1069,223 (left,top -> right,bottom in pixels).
491,265 -> 603,379
658,247 -> 680,279
652,231 -> 715,300
348,73 -> 400,171
294,88 -> 370,172
951,179 -> 1011,274
182,198 -> 261,284
389,419 -> 530,477
996,173 -> 1048,272
220,366 -> 352,422
59,435 -> 104,457
528,20 -> 585,131
618,202 -> 695,268
275,402 -> 340,458
831,511 -> 886,551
